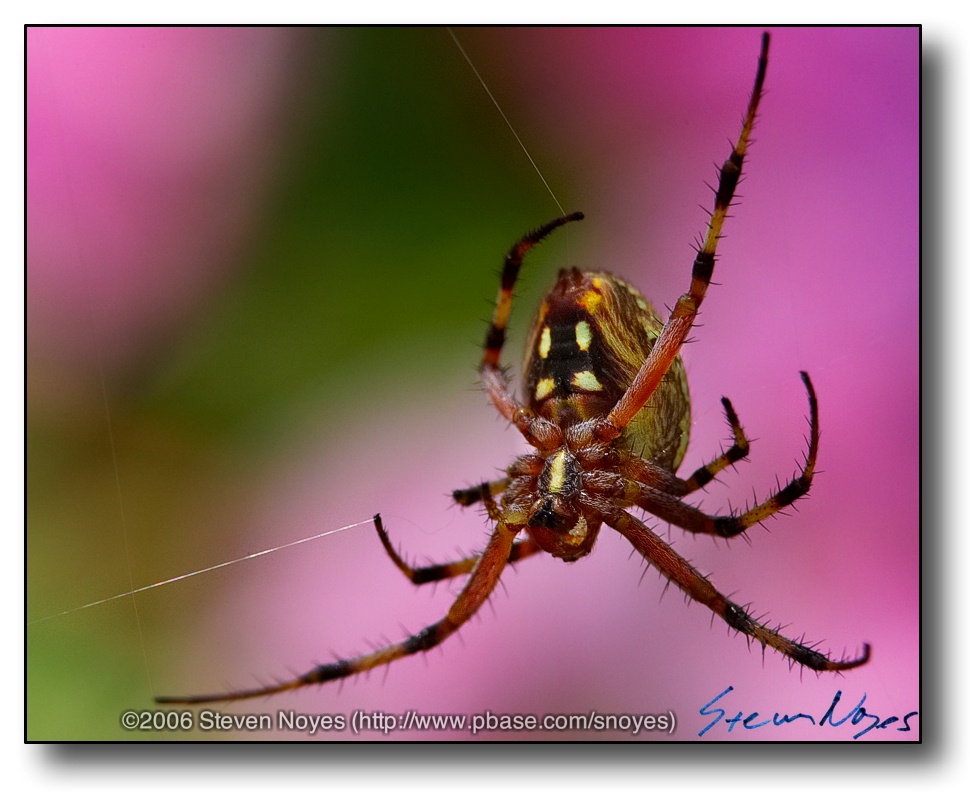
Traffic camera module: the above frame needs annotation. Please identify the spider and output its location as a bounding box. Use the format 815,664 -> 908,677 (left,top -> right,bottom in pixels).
157,32 -> 869,706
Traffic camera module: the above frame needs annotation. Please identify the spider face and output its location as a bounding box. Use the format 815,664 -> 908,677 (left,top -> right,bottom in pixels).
156,32 -> 870,707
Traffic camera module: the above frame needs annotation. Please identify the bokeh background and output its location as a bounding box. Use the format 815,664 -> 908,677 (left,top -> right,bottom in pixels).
27,26 -> 918,741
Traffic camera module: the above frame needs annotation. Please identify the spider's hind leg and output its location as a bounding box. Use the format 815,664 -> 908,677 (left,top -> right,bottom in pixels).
157,519 -> 524,705
608,507 -> 869,672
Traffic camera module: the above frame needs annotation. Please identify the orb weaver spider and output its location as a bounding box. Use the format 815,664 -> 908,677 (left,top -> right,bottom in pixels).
157,32 -> 869,706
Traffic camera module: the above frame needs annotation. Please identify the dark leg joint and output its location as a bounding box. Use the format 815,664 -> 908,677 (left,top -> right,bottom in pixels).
714,516 -> 746,538
453,487 -> 482,507
715,156 -> 742,206
692,251 -> 715,284
499,261 -> 520,290
691,467 -> 715,488
453,480 -> 502,508
787,643 -> 834,671
485,326 -> 505,354
775,478 -> 811,508
723,601 -> 755,635
302,658 -> 353,685
410,567 -> 448,585
405,625 -> 439,654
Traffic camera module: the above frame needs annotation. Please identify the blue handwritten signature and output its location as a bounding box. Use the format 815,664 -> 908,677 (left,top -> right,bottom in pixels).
699,686 -> 918,740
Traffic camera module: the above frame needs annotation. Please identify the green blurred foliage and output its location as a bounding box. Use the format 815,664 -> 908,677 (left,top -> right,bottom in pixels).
148,27 -> 556,440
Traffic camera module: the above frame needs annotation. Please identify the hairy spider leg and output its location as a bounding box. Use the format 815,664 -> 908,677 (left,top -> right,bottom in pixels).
613,395 -> 751,503
678,396 -> 750,494
155,518 -> 522,705
481,212 -> 586,373
375,514 -> 542,585
606,505 -> 871,671
626,373 -> 817,538
594,32 -> 769,445
478,212 -> 584,451
452,477 -> 511,507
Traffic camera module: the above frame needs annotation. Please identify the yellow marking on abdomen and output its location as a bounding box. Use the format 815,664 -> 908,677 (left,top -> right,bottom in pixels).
538,326 -> 552,359
535,377 -> 555,400
572,370 -> 603,391
575,320 -> 592,351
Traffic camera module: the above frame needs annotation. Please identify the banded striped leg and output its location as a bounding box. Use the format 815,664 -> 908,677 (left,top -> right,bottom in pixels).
595,33 -> 769,445
155,521 -> 522,705
608,506 -> 870,672
481,212 -> 586,372
452,478 -> 511,508
622,397 -> 750,500
633,373 -> 817,538
679,397 -> 750,494
479,212 -> 584,450
375,514 -> 542,586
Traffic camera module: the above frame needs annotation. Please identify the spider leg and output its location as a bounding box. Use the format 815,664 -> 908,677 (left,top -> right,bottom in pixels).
607,506 -> 870,672
596,33 -> 769,443
481,213 -> 585,372
452,477 -> 510,507
614,395 -> 749,500
689,372 -> 816,537
632,374 -> 816,537
156,520 -> 522,704
479,212 -> 583,451
374,513 -> 541,586
679,396 -> 750,494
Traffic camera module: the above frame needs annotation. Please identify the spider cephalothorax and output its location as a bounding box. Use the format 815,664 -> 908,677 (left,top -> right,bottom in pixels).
157,32 -> 869,707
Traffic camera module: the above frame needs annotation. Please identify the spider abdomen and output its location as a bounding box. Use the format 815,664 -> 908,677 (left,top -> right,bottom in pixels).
523,268 -> 691,471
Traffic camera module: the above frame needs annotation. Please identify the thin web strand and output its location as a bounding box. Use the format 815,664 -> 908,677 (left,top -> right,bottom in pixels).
28,519 -> 373,625
447,28 -> 565,216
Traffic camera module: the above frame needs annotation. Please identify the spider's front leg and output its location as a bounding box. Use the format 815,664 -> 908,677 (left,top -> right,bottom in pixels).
156,519 -> 523,705
479,212 -> 583,450
607,506 -> 870,672
595,33 -> 769,445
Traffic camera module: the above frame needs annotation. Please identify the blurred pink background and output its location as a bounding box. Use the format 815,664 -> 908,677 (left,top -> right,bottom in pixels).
28,27 -> 918,741
28,27 -> 296,380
